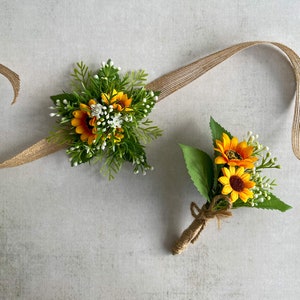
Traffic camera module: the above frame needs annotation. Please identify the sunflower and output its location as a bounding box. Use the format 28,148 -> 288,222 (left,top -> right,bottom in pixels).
101,89 -> 133,112
218,166 -> 255,203
215,133 -> 257,169
71,99 -> 98,145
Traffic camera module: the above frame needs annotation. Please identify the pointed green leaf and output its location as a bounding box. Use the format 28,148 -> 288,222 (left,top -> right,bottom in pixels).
233,192 -> 292,212
180,144 -> 214,202
209,117 -> 232,146
209,117 -> 233,189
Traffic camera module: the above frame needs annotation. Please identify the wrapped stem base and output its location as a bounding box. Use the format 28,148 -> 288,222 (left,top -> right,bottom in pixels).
172,195 -> 232,255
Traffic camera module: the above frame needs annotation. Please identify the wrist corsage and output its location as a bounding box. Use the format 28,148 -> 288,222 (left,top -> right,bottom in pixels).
48,60 -> 162,179
172,117 -> 292,255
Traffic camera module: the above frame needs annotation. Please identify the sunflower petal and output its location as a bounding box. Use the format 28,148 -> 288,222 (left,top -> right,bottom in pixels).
89,117 -> 96,127
80,103 -> 89,111
229,166 -> 236,175
75,125 -> 85,134
231,191 -> 239,202
241,172 -> 251,181
239,191 -> 253,202
239,160 -> 255,169
89,99 -> 97,106
71,118 -> 82,126
215,156 -> 227,165
230,136 -> 239,149
222,167 -> 231,178
80,133 -> 88,141
222,184 -> 233,195
235,167 -> 245,176
218,176 -> 229,185
73,110 -> 85,118
222,133 -> 231,150
215,140 -> 224,153
88,135 -> 96,145
244,180 -> 255,189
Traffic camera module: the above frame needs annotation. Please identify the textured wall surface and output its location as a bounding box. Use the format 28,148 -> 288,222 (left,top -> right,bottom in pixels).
1,1 -> 300,299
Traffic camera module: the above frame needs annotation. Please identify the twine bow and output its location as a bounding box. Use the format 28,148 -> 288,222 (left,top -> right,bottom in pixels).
172,195 -> 232,255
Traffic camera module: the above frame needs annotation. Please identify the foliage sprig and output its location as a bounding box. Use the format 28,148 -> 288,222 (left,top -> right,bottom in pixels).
49,60 -> 162,179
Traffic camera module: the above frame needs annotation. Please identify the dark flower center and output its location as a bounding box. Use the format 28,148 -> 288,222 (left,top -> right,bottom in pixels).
230,175 -> 245,192
226,150 -> 242,160
84,115 -> 94,131
117,100 -> 125,108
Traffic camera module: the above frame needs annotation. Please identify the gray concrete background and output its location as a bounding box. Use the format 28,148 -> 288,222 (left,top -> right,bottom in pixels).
1,0 -> 300,299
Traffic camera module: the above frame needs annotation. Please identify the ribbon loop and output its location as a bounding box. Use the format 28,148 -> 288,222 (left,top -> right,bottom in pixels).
190,202 -> 202,218
0,64 -> 20,104
151,41 -> 300,160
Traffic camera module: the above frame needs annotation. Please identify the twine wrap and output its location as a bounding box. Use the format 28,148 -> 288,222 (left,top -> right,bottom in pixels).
172,195 -> 232,255
1,41 -> 300,167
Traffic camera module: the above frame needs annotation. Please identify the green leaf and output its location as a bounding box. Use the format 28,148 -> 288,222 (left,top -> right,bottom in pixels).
180,144 -> 214,202
233,192 -> 292,212
209,117 -> 233,190
209,116 -> 232,146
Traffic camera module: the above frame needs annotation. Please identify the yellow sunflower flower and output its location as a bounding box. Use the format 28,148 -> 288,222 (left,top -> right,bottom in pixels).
218,166 -> 255,203
215,133 -> 258,169
71,99 -> 98,145
101,89 -> 133,112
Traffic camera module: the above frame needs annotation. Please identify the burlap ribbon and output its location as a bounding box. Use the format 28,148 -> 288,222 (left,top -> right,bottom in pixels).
1,41 -> 300,168
0,63 -> 20,104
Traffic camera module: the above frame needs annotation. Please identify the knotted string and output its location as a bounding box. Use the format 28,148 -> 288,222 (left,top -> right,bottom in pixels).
1,41 -> 300,167
172,195 -> 232,255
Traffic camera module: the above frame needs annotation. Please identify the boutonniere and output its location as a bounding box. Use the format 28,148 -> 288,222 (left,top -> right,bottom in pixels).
172,117 -> 291,255
48,60 -> 162,179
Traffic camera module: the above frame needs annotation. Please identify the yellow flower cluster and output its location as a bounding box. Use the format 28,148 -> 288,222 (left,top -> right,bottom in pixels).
215,133 -> 257,203
71,90 -> 131,146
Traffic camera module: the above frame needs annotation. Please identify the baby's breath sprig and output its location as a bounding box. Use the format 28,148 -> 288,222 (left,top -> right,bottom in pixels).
246,131 -> 281,170
243,131 -> 281,206
248,170 -> 277,207
48,60 -> 162,179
